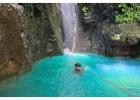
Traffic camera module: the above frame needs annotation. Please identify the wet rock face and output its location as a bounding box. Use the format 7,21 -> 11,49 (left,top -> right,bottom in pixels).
22,4 -> 63,61
0,4 -> 63,80
0,4 -> 29,80
75,4 -> 140,57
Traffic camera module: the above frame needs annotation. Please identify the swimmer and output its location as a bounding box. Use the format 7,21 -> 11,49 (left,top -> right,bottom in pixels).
74,63 -> 84,72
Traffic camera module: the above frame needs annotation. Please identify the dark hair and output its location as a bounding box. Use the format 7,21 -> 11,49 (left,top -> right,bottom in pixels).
74,63 -> 81,67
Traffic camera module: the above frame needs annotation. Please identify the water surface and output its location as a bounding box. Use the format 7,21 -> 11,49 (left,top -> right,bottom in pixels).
0,53 -> 140,97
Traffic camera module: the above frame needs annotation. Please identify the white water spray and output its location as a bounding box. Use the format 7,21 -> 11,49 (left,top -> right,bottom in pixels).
60,3 -> 78,52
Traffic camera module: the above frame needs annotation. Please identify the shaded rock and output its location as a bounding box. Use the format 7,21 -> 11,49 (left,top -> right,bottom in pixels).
0,4 -> 63,81
75,4 -> 140,57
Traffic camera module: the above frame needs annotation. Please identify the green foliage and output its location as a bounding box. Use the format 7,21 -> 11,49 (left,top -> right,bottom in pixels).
115,4 -> 140,23
81,5 -> 91,16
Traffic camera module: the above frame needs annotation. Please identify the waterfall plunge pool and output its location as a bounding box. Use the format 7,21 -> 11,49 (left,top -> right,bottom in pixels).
0,53 -> 140,97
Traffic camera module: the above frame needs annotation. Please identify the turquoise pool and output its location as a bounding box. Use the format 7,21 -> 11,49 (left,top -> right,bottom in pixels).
0,53 -> 140,97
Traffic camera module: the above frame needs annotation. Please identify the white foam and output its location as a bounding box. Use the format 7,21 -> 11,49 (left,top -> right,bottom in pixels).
64,48 -> 71,53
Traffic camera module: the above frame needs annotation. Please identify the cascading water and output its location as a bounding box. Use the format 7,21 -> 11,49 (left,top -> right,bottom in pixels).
60,3 -> 78,52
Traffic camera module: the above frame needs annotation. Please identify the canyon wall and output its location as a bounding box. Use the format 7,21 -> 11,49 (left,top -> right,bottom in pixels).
0,4 -> 63,80
74,4 -> 140,57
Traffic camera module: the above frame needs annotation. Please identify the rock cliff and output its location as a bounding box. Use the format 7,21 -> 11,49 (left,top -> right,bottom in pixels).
0,4 -> 63,80
74,4 -> 140,57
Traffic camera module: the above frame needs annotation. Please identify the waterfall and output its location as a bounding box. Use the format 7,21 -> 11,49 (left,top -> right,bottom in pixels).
60,3 -> 78,52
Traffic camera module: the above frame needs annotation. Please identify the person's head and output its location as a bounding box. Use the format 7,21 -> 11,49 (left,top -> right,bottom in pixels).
75,63 -> 81,67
